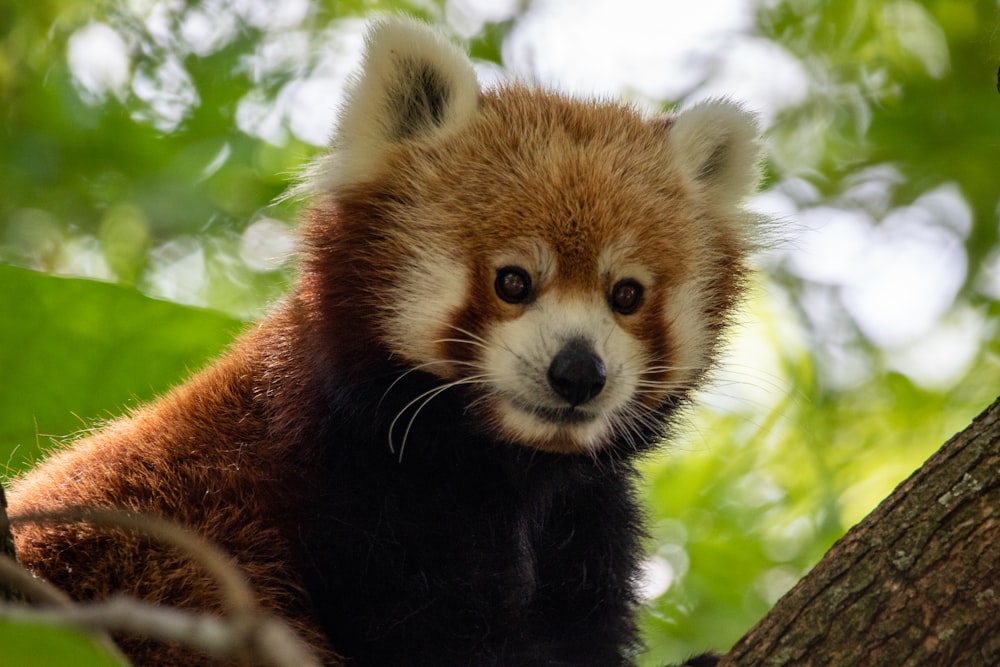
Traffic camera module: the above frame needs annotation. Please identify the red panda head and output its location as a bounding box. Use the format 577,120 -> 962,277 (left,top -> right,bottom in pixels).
300,19 -> 763,455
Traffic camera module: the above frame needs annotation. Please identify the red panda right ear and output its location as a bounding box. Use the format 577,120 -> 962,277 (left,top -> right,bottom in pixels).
304,18 -> 480,195
668,99 -> 763,212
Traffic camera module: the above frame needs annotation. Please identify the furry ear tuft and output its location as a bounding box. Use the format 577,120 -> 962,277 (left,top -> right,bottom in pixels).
309,18 -> 480,192
668,100 -> 762,209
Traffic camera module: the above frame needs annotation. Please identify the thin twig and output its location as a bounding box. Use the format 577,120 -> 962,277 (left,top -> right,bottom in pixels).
0,597 -> 234,656
0,554 -> 132,664
5,508 -> 322,667
9,508 -> 256,617
0,554 -> 72,608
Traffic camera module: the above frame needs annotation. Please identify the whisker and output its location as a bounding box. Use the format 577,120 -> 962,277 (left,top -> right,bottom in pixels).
439,324 -> 539,376
441,324 -> 492,348
640,364 -> 704,376
389,374 -> 493,460
377,359 -> 484,412
434,338 -> 490,351
464,392 -> 495,413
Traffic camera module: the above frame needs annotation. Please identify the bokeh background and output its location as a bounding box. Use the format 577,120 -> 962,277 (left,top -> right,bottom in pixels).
2,0 -> 999,664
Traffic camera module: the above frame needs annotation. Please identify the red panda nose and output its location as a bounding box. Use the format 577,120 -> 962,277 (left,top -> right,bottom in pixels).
547,340 -> 607,407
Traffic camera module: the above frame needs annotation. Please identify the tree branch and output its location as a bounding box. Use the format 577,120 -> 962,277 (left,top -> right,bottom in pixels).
720,395 -> 1000,666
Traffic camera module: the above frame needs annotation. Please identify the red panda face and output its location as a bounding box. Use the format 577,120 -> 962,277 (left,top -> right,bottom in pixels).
475,242 -> 661,453
301,20 -> 762,455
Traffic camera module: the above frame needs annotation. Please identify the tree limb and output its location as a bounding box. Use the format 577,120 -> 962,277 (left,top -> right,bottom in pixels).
720,395 -> 1000,666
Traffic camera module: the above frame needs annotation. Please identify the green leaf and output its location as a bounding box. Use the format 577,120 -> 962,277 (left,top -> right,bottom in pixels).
0,266 -> 242,475
0,622 -> 127,667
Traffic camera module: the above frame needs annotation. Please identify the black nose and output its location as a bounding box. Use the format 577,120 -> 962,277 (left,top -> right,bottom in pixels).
547,340 -> 606,407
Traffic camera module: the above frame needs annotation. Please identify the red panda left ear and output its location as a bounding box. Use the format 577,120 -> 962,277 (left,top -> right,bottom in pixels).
304,18 -> 480,194
667,99 -> 763,211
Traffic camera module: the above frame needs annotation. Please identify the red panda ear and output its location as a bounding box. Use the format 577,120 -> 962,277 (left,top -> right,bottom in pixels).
668,99 -> 763,211
306,18 -> 480,193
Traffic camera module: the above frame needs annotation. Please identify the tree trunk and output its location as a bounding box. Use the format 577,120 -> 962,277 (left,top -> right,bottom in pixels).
720,395 -> 1000,666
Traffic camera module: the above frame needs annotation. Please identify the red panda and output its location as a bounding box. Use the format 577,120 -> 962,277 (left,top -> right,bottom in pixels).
8,17 -> 762,667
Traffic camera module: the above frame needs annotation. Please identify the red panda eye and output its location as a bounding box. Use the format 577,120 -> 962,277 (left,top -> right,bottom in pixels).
495,266 -> 532,304
610,279 -> 643,314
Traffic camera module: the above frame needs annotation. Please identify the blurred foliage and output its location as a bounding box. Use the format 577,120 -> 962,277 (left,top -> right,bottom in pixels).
0,622 -> 126,666
0,265 -> 239,465
1,0 -> 999,664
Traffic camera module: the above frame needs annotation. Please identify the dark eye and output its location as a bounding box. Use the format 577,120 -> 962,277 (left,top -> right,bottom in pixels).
610,279 -> 644,314
495,266 -> 532,304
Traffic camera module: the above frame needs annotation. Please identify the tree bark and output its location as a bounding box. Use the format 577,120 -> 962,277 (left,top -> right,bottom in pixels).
720,395 -> 1000,667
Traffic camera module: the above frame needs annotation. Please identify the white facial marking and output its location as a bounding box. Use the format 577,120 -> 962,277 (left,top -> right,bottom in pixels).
492,237 -> 557,285
598,240 -> 654,290
662,279 -> 710,387
385,250 -> 468,369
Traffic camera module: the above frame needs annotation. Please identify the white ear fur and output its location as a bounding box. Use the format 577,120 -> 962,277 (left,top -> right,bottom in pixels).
309,18 -> 480,192
669,99 -> 762,209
